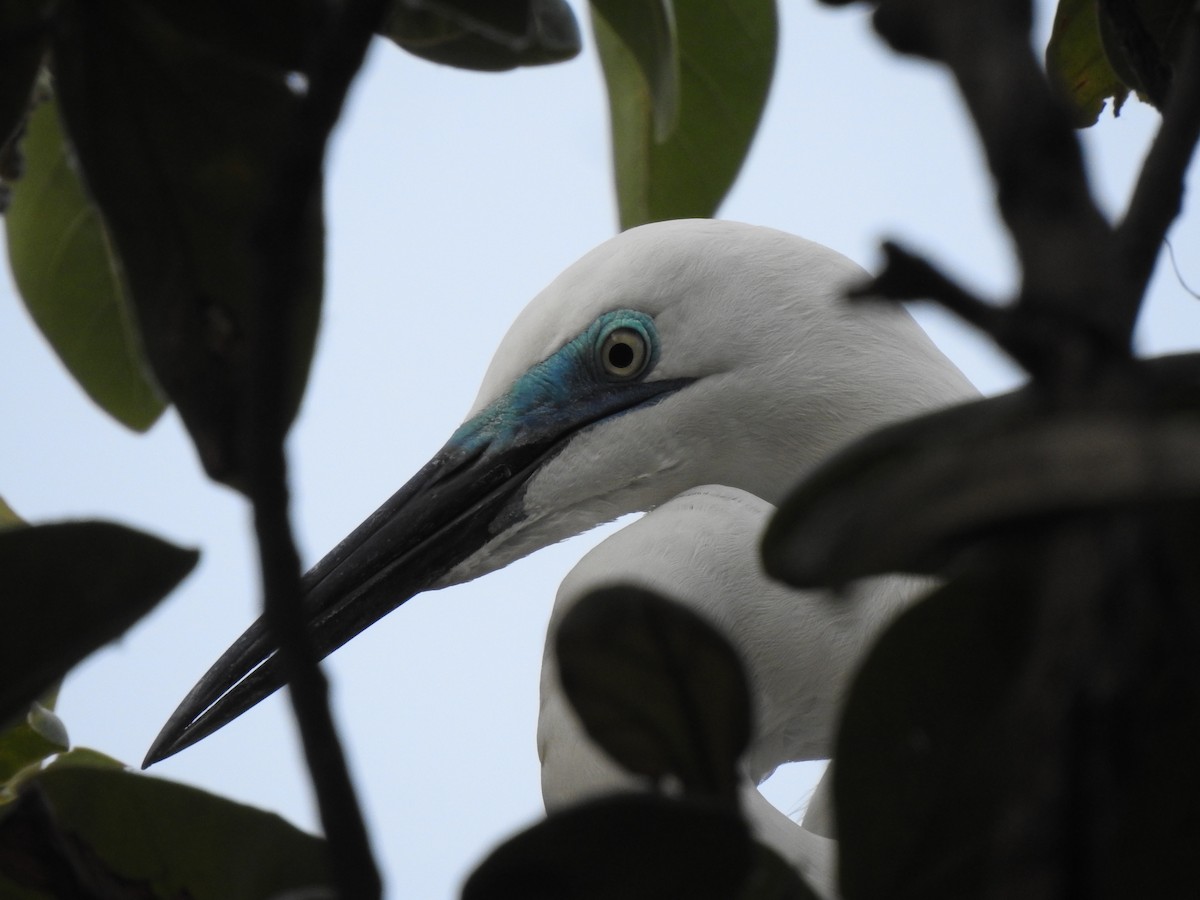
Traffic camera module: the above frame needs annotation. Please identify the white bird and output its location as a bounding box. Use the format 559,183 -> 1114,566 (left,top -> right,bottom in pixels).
146,219 -> 975,891
537,484 -> 930,898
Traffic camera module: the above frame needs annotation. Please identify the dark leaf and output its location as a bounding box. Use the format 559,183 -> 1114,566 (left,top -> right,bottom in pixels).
48,0 -> 328,486
555,586 -> 752,805
1096,0 -> 1193,106
0,1 -> 52,158
0,521 -> 198,724
464,793 -> 766,900
0,765 -> 332,900
763,373 -> 1200,587
591,0 -> 776,229
382,0 -> 580,71
833,572 -> 1032,899
6,97 -> 166,431
1046,0 -> 1129,126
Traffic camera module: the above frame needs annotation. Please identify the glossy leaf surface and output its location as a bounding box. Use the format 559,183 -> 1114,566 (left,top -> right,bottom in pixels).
383,0 -> 580,70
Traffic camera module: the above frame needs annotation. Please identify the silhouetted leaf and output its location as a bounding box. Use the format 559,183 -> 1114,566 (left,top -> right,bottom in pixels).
592,0 -> 776,229
834,573 -> 1031,899
464,792 -> 814,899
6,98 -> 166,431
383,0 -> 580,70
1096,0 -> 1193,106
47,0 -> 328,486
0,522 -> 198,724
764,373 -> 1200,587
555,586 -> 752,805
1047,0 -> 1129,126
0,2 -> 51,158
0,765 -> 332,899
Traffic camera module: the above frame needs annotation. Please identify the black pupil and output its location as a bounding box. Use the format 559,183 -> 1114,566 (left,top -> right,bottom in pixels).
608,340 -> 636,370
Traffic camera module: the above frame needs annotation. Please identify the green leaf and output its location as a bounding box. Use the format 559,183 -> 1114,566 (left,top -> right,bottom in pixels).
591,0 -> 777,229
6,97 -> 166,431
1046,0 -> 1129,126
0,497 -> 23,529
0,765 -> 331,900
591,0 -> 678,141
555,586 -> 752,805
383,0 -> 581,71
0,704 -> 69,793
0,521 -> 198,725
48,0 -> 328,486
763,366 -> 1200,588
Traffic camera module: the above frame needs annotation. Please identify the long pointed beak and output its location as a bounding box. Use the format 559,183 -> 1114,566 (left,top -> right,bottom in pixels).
144,373 -> 691,767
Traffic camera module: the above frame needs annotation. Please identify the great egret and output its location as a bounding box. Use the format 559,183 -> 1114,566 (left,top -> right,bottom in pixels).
145,221 -> 973,883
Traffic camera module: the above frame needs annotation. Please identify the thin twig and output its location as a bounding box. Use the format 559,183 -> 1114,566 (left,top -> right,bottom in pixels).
870,0 -> 1135,363
247,1 -> 393,898
1118,9 -> 1200,301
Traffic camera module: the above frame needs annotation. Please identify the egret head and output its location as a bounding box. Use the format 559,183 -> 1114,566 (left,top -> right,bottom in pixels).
145,219 -> 972,765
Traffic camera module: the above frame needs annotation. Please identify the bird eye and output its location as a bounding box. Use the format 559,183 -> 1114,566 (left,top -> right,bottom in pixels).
599,327 -> 650,379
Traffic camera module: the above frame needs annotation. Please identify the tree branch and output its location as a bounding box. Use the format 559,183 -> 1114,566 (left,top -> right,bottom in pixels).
246,1 -> 393,898
862,0 -> 1139,371
1118,9 -> 1200,301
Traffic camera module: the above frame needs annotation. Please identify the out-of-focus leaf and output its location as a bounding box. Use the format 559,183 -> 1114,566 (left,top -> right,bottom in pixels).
44,747 -> 126,771
591,0 -> 678,140
0,521 -> 198,724
1096,0 -> 1193,107
833,572 -> 1029,899
6,98 -> 166,431
383,0 -> 580,70
0,704 -> 68,791
464,792 -> 815,899
1047,0 -> 1129,126
48,0 -> 328,486
763,378 -> 1200,588
555,586 -> 752,805
0,1 -> 53,158
0,497 -> 23,529
0,765 -> 331,900
835,527 -> 1200,899
591,0 -> 776,229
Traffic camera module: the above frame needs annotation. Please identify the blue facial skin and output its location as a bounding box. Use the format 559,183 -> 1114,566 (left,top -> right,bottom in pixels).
446,309 -> 679,459
142,311 -> 694,762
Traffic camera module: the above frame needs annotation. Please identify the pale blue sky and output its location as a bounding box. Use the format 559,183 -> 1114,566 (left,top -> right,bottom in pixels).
2,2 -> 1197,897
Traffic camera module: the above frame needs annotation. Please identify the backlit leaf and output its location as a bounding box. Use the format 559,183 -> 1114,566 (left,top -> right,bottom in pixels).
592,0 -> 776,229
6,98 -> 165,431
